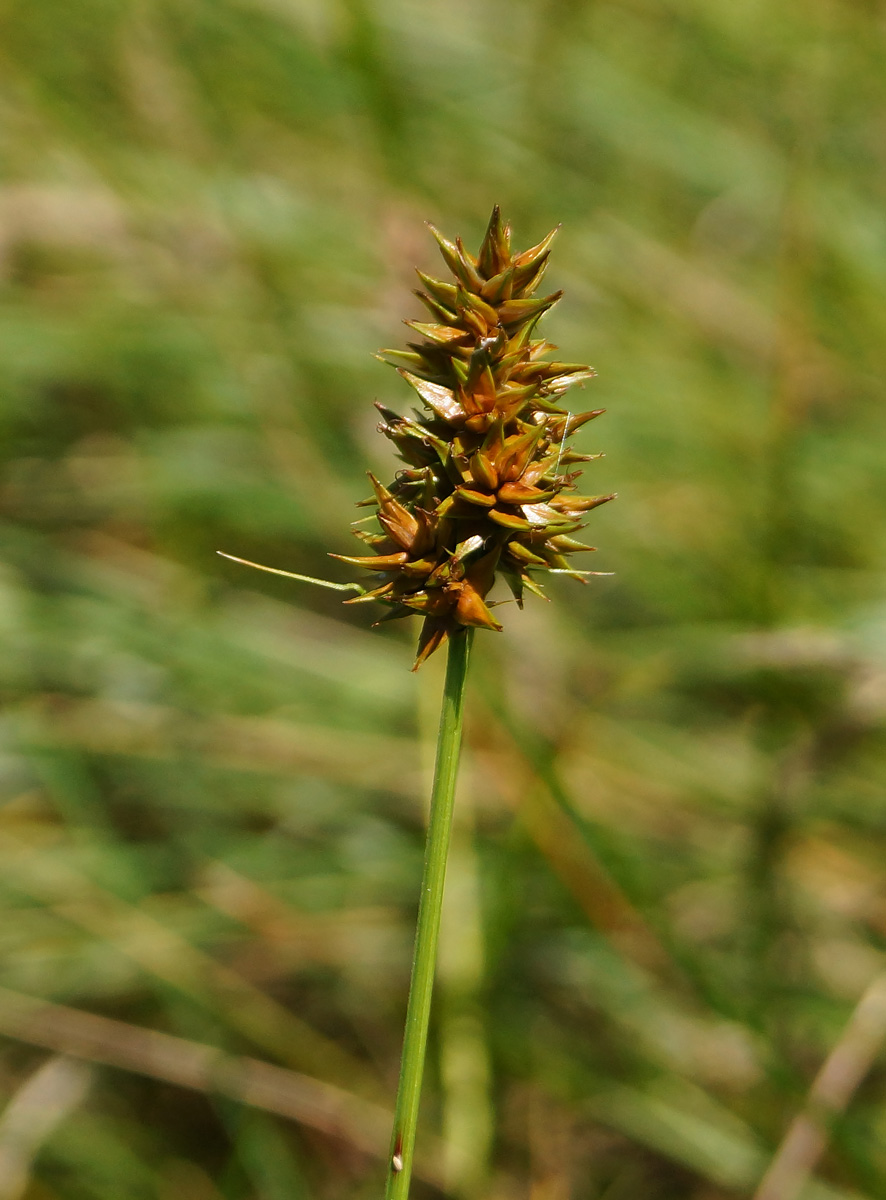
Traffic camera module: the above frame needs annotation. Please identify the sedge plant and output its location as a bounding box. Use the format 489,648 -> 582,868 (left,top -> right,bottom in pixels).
221,207 -> 613,1197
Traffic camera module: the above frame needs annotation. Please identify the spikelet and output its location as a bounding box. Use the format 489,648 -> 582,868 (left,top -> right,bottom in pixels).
335,207 -> 614,669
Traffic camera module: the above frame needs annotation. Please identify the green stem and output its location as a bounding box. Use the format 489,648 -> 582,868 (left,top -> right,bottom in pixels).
384,628 -> 474,1199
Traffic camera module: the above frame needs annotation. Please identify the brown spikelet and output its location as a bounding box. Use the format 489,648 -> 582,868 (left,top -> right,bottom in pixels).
336,208 -> 614,668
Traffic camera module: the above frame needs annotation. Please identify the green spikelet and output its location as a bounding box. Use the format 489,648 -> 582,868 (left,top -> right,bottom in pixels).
338,206 -> 614,669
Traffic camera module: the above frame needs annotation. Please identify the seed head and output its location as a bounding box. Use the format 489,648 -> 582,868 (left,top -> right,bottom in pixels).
336,207 -> 614,669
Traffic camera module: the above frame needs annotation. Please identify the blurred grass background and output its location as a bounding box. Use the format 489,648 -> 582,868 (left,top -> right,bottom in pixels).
1,0 -> 886,1196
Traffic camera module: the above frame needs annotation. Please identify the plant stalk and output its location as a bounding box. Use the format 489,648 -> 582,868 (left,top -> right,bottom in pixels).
384,627 -> 474,1199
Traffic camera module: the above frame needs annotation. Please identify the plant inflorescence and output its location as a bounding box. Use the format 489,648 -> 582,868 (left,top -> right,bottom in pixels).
334,206 -> 614,667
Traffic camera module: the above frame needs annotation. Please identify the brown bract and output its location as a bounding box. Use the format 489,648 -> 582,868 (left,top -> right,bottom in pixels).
334,207 -> 614,669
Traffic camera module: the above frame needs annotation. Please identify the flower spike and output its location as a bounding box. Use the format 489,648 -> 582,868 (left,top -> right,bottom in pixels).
340,209 -> 613,667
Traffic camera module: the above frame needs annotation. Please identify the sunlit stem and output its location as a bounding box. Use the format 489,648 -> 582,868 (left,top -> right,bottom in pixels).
384,628 -> 474,1200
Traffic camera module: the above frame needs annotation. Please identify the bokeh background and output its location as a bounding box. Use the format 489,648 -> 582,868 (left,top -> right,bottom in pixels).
2,0 -> 886,1197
